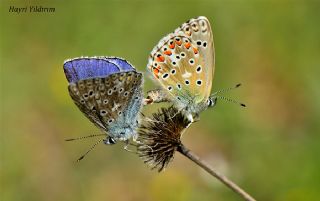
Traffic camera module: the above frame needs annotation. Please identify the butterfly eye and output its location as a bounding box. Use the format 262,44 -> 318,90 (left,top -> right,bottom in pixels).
105,137 -> 116,145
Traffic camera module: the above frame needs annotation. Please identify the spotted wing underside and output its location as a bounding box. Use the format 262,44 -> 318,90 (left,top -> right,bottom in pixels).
147,16 -> 214,104
68,71 -> 143,131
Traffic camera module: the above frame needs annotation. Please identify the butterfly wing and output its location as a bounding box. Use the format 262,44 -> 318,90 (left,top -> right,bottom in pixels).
68,71 -> 143,133
147,16 -> 214,104
64,56 -> 135,83
64,57 -> 142,136
175,16 -> 215,99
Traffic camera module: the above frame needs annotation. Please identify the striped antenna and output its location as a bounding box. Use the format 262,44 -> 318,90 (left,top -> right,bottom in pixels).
210,83 -> 246,108
65,134 -> 107,141
211,83 -> 242,96
215,96 -> 246,107
76,139 -> 104,162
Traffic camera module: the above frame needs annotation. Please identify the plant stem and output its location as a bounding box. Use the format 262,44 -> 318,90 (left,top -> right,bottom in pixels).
177,143 -> 256,201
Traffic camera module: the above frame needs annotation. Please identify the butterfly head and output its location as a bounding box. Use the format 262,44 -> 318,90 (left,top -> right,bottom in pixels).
103,136 -> 117,145
179,99 -> 209,122
108,121 -> 138,142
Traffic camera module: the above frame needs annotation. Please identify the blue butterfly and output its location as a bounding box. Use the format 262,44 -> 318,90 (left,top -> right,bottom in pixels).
64,57 -> 143,152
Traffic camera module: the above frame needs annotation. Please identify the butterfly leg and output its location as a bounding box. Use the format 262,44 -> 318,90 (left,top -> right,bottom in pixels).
123,139 -> 137,153
145,89 -> 171,105
132,132 -> 146,145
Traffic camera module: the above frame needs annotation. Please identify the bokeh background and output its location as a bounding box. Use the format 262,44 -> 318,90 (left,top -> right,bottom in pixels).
2,0 -> 320,201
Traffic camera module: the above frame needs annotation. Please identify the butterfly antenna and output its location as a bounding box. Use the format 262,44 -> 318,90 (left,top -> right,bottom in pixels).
65,134 -> 107,141
76,138 -> 104,162
215,96 -> 246,107
211,83 -> 242,96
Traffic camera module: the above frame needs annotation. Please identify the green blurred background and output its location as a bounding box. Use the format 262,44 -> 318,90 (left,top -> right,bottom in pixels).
1,0 -> 320,201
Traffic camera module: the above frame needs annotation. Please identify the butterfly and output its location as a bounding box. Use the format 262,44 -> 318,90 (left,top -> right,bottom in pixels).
63,56 -> 143,147
145,16 -> 217,122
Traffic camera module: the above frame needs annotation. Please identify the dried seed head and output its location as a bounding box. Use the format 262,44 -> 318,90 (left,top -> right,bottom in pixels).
137,106 -> 191,172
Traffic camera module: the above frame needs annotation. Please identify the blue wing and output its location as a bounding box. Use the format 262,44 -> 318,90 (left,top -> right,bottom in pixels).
63,56 -> 135,83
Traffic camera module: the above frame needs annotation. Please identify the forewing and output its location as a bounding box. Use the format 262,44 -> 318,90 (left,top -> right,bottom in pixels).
63,57 -> 135,83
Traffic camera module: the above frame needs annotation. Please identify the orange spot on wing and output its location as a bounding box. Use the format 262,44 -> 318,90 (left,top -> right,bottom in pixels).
184,42 -> 191,49
193,47 -> 198,54
153,68 -> 159,78
156,55 -> 165,62
176,41 -> 182,46
169,42 -> 175,49
164,50 -> 172,56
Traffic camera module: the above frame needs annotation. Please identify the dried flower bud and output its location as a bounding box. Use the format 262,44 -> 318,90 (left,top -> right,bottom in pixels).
137,106 -> 191,172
